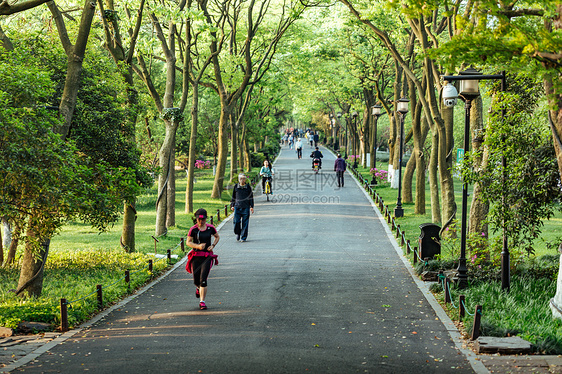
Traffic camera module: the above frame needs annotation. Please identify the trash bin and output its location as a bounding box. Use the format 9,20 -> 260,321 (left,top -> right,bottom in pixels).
419,223 -> 441,260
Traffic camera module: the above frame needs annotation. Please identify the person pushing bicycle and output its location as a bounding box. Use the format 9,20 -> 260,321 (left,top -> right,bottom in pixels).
259,160 -> 274,194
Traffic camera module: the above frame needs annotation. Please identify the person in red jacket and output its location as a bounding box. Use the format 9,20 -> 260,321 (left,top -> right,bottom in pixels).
186,208 -> 219,310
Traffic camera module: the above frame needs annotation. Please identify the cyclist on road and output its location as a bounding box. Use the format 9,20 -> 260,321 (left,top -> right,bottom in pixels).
259,160 -> 274,194
310,146 -> 323,169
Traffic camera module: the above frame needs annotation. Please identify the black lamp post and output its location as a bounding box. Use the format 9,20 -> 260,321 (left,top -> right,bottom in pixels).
443,68 -> 506,290
370,104 -> 383,185
457,69 -> 481,289
351,111 -> 359,168
394,98 -> 409,218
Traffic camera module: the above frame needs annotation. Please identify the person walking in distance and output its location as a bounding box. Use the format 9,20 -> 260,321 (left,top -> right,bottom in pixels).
295,138 -> 303,159
231,174 -> 254,242
334,153 -> 346,188
186,208 -> 219,310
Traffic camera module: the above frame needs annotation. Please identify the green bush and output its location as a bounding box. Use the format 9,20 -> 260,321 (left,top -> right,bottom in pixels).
257,141 -> 280,158
250,152 -> 266,167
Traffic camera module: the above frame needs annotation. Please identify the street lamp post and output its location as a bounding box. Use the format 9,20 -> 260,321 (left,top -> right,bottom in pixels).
370,104 -> 383,185
394,98 -> 409,218
442,68 -> 506,290
351,111 -> 358,168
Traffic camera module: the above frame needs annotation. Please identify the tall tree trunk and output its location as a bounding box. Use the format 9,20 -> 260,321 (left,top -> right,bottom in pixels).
1,218 -> 9,265
468,96 -> 489,240
414,116 -> 430,215
243,138 -> 252,173
542,40 -> 562,319
403,155 -> 415,203
48,0 -> 96,140
429,129 -> 441,223
16,226 -> 48,298
186,85 -> 200,214
211,106 -> 231,199
0,222 -> 3,266
361,106 -> 369,168
439,104 -> 456,230
5,237 -> 18,266
166,134 -> 176,228
390,63 -> 402,188
403,78 -> 420,204
230,119 -> 238,183
155,121 -> 177,236
120,73 -> 141,252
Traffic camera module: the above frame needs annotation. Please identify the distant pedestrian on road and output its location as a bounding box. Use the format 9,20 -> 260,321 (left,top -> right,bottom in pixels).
186,208 -> 219,310
334,153 -> 346,188
231,173 -> 254,242
313,132 -> 319,147
295,138 -> 303,159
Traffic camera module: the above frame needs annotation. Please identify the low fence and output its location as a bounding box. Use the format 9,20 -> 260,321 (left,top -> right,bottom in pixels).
346,160 -> 484,340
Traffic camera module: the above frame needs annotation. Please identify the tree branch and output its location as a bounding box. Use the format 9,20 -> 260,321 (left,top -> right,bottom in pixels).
0,0 -> 50,15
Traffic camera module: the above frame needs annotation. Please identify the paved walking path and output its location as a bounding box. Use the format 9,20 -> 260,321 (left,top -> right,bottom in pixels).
3,145 -> 559,373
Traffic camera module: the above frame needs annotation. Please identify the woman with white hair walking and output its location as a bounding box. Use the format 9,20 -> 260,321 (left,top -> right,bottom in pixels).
230,173 -> 254,242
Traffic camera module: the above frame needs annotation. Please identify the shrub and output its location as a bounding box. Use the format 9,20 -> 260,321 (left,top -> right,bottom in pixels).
250,152 -> 266,167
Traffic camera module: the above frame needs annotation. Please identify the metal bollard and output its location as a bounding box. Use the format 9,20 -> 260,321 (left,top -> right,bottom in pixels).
125,270 -> 130,291
406,240 -> 411,254
181,237 -> 185,252
60,299 -> 69,332
401,231 -> 406,246
217,209 -> 221,222
459,295 -> 466,319
152,235 -> 159,254
444,278 -> 451,304
148,259 -> 153,278
225,205 -> 228,216
471,305 -> 483,340
167,249 -> 171,264
210,216 -> 214,225
413,249 -> 418,264
97,285 -> 103,310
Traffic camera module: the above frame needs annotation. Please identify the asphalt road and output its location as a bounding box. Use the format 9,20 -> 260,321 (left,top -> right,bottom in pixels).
12,145 -> 478,374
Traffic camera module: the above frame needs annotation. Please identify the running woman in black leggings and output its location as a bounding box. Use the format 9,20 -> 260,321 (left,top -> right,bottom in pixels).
186,208 -> 219,310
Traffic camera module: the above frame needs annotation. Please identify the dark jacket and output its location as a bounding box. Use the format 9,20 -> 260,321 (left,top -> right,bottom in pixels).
310,150 -> 323,159
230,183 -> 254,209
334,157 -> 346,172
